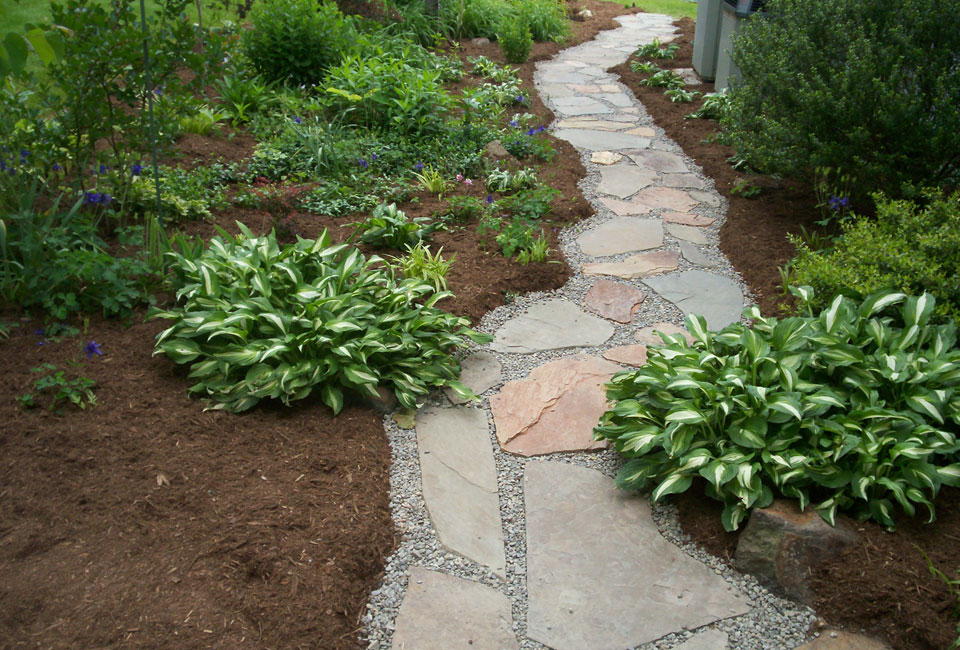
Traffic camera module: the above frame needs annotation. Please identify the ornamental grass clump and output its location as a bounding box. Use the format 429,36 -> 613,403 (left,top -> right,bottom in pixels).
149,224 -> 490,414
595,288 -> 960,531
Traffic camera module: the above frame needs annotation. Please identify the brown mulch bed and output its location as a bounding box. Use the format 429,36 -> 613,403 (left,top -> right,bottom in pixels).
0,2 -> 639,649
612,17 -> 960,650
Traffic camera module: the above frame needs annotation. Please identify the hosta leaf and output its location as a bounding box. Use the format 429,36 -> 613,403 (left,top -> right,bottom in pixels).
878,477 -> 914,517
869,498 -> 896,528
859,290 -> 906,318
615,457 -> 661,490
344,365 -> 379,387
816,497 -> 839,527
685,313 -> 710,346
651,472 -> 694,502
788,285 -> 814,304
664,407 -> 705,424
321,384 -> 344,414
158,338 -> 202,363
903,462 -> 941,492
938,463 -> 960,487
902,293 -> 935,328
905,392 -> 944,424
721,502 -> 748,531
821,294 -> 846,333
700,460 -> 737,489
768,394 -> 802,421
727,417 -> 767,449
215,347 -> 262,364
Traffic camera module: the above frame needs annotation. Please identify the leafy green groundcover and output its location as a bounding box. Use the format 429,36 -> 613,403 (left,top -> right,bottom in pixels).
595,288 -> 960,531
149,225 -> 490,413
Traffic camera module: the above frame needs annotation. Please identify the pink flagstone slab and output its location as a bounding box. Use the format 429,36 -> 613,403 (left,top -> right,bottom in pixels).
602,344 -> 649,366
635,322 -> 695,346
584,280 -> 646,323
631,186 -> 698,212
582,251 -> 679,279
490,355 -> 618,456
661,173 -> 706,189
600,197 -> 653,216
662,211 -> 716,227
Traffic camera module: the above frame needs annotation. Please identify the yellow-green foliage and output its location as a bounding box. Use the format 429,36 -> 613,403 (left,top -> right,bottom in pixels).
790,192 -> 960,323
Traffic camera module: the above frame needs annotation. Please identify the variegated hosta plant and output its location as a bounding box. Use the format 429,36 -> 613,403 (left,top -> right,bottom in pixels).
149,224 -> 490,413
595,287 -> 960,531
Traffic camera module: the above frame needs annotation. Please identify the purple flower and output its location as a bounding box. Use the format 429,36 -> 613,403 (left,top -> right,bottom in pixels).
515,95 -> 525,103
52,163 -> 62,172
535,125 -> 546,134
526,128 -> 536,136
131,163 -> 143,176
509,119 -> 518,127
828,195 -> 850,212
84,340 -> 103,359
0,160 -> 6,172
293,115 -> 302,124
98,164 -> 109,174
34,328 -> 45,336
153,87 -> 163,97
414,162 -> 424,171
371,153 -> 378,161
20,149 -> 29,161
83,192 -> 100,204
485,194 -> 494,204
358,158 -> 368,168
102,193 -> 113,204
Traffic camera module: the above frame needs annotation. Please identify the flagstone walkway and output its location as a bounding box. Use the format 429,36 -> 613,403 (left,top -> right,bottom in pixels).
362,13 -> 820,650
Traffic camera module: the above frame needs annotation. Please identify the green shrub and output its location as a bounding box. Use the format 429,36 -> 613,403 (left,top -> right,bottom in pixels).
393,242 -> 455,292
149,224 -> 490,413
516,0 -> 569,43
722,0 -> 960,199
595,288 -> 960,531
243,0 -> 355,85
445,0 -> 513,39
0,194 -> 153,320
323,54 -> 452,136
498,21 -> 532,64
790,192 -> 960,324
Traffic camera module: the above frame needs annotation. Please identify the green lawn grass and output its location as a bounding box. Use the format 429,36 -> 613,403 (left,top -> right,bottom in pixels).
613,0 -> 698,20
4,0 -> 232,33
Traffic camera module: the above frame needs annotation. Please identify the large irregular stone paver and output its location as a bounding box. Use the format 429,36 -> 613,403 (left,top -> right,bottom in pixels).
680,241 -> 720,268
663,211 -> 716,227
602,344 -> 648,366
644,270 -> 745,330
666,222 -> 710,245
416,406 -> 506,577
525,461 -> 751,649
582,250 -> 679,279
584,280 -> 646,323
393,567 -> 519,650
636,321 -> 695,346
577,217 -> 663,256
632,186 -> 699,212
675,628 -> 730,650
629,149 -> 690,173
554,129 -> 651,151
490,355 -> 617,456
599,196 -> 653,216
491,299 -> 614,354
596,164 -> 658,198
444,351 -> 502,405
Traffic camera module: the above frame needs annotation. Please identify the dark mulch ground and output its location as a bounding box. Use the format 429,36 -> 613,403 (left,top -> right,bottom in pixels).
614,18 -> 960,650
0,2 -> 640,648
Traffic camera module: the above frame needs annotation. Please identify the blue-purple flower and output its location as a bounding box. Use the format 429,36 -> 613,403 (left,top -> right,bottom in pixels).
131,163 -> 143,176
515,95 -> 525,103
20,149 -> 29,161
509,119 -> 518,128
84,340 -> 103,359
358,158 -> 368,169
83,192 -> 113,205
52,163 -> 62,172
371,153 -> 378,161
485,194 -> 494,205
98,164 -> 109,174
828,195 -> 850,212
293,115 -> 302,124
414,162 -> 424,171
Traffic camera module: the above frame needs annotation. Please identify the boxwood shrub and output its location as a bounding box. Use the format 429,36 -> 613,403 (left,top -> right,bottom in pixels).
721,0 -> 960,200
595,288 -> 960,531
150,225 -> 490,413
790,191 -> 960,324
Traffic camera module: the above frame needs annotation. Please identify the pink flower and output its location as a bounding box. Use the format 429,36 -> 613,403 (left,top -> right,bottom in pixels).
456,173 -> 464,182
464,178 -> 473,186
